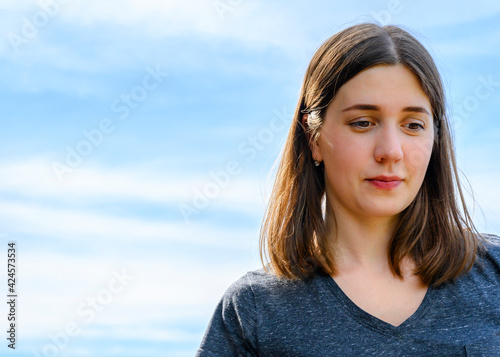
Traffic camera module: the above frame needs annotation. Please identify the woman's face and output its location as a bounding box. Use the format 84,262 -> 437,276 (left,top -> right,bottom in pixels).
310,64 -> 434,220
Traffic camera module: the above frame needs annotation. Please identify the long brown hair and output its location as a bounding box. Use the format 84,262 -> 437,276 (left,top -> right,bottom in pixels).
260,23 -> 487,287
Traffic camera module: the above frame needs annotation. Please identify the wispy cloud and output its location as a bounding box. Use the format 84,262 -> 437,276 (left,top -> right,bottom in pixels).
17,249 -> 258,350
0,157 -> 269,215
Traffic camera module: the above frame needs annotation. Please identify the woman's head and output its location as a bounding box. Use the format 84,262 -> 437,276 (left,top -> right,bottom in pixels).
260,23 -> 484,286
307,64 -> 434,222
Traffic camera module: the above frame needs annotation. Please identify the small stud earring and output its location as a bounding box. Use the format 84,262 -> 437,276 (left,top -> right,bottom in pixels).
314,159 -> 320,166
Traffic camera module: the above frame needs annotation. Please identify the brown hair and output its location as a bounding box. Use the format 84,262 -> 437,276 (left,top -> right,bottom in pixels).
259,23 -> 487,287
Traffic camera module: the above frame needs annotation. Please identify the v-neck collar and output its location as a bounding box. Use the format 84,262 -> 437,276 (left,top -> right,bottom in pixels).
320,274 -> 437,337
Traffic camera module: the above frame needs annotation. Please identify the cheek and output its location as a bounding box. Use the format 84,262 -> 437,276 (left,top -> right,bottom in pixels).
404,139 -> 434,179
321,137 -> 368,177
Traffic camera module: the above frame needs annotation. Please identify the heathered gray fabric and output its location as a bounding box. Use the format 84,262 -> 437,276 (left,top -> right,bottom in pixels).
196,236 -> 500,356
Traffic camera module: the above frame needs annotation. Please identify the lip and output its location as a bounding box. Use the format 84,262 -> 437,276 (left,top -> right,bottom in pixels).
366,175 -> 403,190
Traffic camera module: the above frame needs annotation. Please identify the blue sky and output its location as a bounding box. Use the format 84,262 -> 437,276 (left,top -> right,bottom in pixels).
0,0 -> 499,356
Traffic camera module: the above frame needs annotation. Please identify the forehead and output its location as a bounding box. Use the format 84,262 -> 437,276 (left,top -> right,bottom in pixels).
332,64 -> 431,110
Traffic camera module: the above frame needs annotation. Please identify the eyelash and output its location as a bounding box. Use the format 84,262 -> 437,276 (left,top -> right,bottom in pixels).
406,122 -> 424,131
349,120 -> 425,132
349,121 -> 373,130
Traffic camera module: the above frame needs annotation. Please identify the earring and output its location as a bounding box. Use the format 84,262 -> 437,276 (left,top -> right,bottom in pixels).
314,159 -> 320,166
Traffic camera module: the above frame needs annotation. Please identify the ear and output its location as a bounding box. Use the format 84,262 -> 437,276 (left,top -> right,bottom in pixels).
302,114 -> 323,163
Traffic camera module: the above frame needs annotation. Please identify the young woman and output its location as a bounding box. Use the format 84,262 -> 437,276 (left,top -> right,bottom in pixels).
196,23 -> 500,356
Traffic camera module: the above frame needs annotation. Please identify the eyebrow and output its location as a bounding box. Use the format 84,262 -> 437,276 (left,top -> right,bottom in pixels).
341,104 -> 431,116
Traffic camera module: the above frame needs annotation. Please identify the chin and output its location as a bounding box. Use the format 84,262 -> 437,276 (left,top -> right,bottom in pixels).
361,204 -> 407,218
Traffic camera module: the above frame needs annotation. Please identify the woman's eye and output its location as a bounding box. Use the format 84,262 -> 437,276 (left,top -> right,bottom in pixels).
349,121 -> 373,130
406,122 -> 424,131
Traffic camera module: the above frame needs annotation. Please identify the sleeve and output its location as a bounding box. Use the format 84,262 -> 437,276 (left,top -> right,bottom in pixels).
196,274 -> 259,357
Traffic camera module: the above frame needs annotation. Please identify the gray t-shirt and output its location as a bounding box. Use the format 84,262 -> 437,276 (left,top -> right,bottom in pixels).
196,237 -> 500,356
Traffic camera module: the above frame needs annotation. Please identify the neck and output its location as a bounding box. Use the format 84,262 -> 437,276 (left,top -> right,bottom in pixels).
325,203 -> 400,274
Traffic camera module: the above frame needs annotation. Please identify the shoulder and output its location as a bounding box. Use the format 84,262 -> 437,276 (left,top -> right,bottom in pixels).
197,269 -> 324,356
482,233 -> 500,247
471,233 -> 500,283
223,268 -> 311,301
478,233 -> 500,265
220,267 -> 319,313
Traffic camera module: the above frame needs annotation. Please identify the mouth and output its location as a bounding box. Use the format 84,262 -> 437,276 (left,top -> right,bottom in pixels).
366,175 -> 403,190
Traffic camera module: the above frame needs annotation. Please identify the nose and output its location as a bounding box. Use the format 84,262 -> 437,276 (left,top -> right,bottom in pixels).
374,125 -> 403,163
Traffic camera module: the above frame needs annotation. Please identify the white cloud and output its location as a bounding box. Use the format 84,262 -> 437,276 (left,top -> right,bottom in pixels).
0,156 -> 266,343
357,0 -> 500,29
0,155 -> 265,333
0,198 -> 262,249
0,157 -> 186,202
58,0 -> 500,47
2,0 -> 500,58
0,157 -> 268,211
0,1 -> 355,60
2,0 -> 499,101
14,249 -> 259,342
